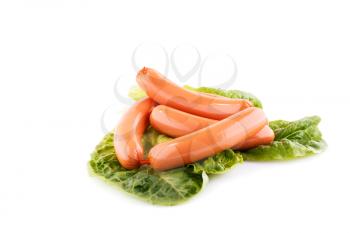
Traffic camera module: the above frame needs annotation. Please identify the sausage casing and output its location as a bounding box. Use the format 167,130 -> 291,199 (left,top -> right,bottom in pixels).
148,107 -> 267,170
150,105 -> 274,150
114,98 -> 156,169
137,67 -> 252,120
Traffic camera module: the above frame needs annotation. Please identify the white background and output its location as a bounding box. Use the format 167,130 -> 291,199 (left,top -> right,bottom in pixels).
1,1 -> 350,233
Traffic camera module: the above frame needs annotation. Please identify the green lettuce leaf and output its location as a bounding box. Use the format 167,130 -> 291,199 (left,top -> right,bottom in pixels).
142,127 -> 172,156
89,132 -> 207,206
184,85 -> 263,108
128,86 -> 146,101
91,85 -> 326,205
188,149 -> 243,174
89,125 -> 244,205
241,116 -> 327,161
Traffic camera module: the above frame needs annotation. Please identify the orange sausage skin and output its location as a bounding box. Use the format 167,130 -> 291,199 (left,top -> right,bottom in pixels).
236,126 -> 274,150
150,105 -> 217,138
148,107 -> 267,171
136,67 -> 252,120
114,98 -> 156,169
150,105 -> 274,150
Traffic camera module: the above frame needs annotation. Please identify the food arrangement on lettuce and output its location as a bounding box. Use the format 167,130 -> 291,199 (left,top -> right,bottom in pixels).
89,67 -> 326,205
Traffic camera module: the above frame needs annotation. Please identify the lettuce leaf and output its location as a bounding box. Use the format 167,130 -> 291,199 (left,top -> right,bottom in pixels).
184,85 -> 263,108
128,86 -> 147,101
91,85 -> 326,205
89,132 -> 207,206
142,127 -> 172,155
89,125 -> 244,205
188,149 -> 243,174
241,116 -> 327,161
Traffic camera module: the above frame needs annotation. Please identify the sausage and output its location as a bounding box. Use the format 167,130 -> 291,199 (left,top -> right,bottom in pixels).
235,125 -> 274,150
114,97 -> 156,169
136,67 -> 252,120
148,107 -> 267,171
150,105 -> 274,149
150,105 -> 217,138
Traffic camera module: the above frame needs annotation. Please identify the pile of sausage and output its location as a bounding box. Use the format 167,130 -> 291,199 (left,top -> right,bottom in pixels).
114,67 -> 275,171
